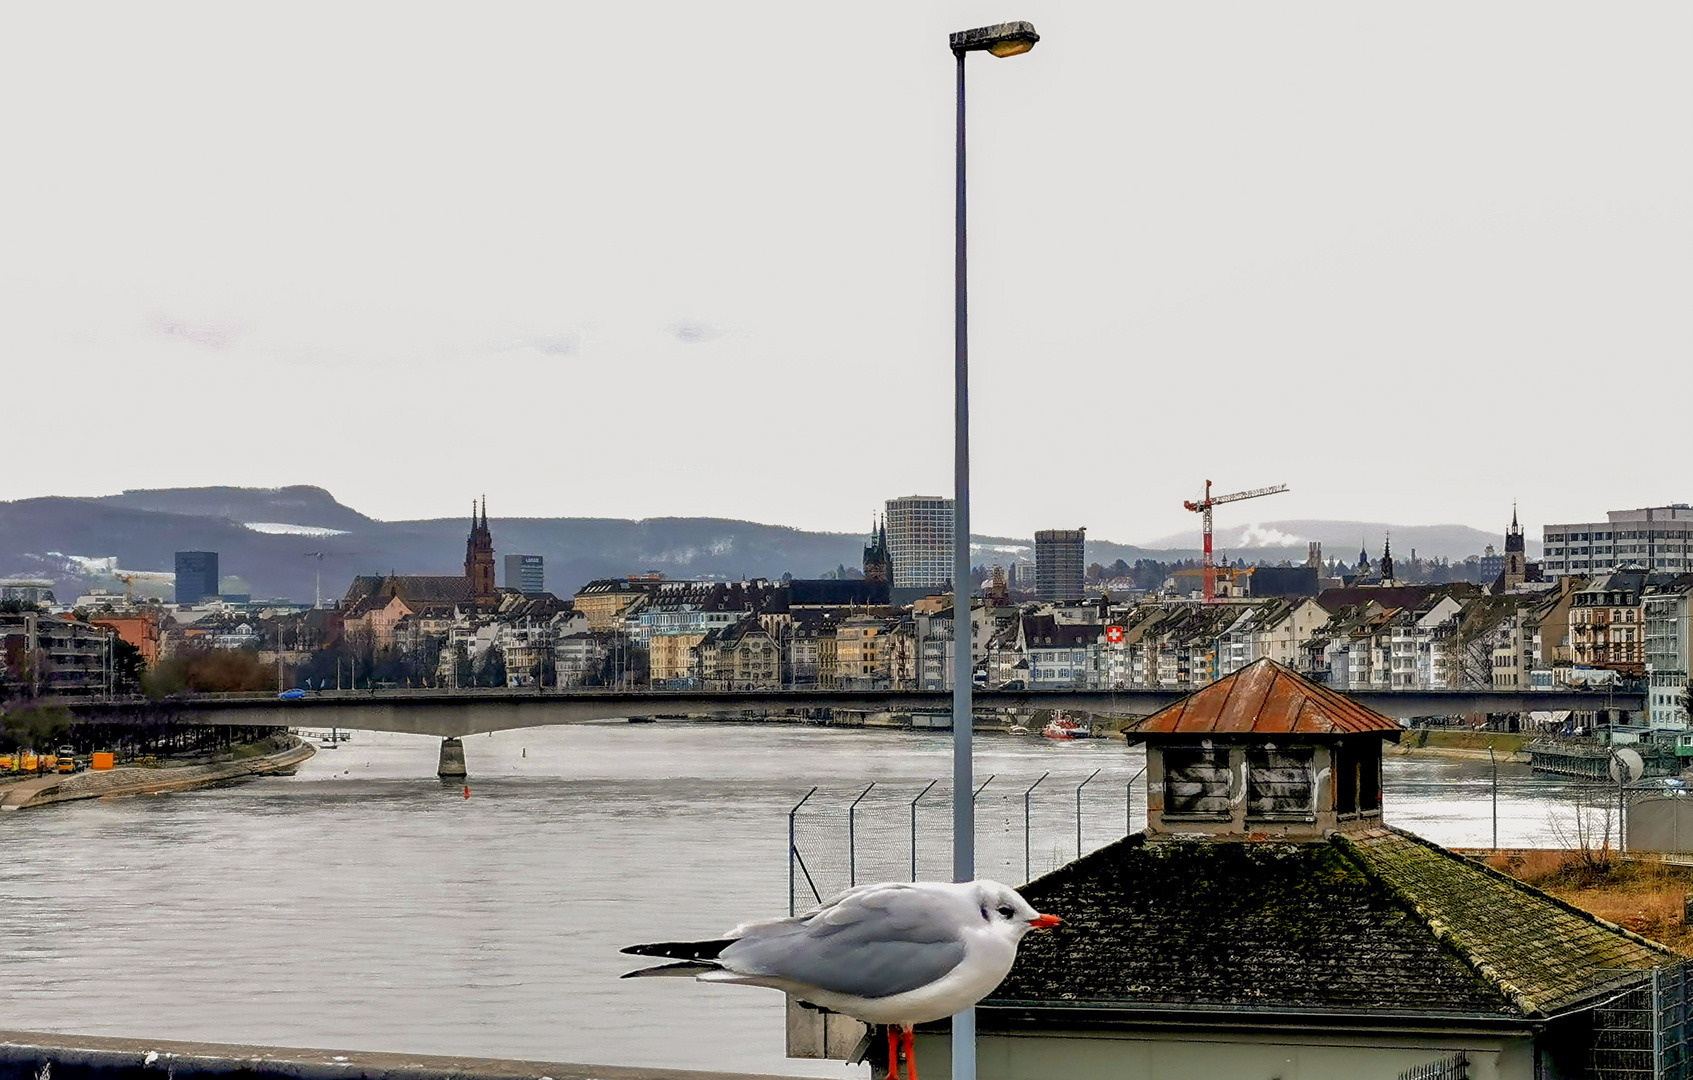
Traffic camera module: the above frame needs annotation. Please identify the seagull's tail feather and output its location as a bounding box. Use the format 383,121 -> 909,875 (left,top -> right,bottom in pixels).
620,938 -> 736,961
619,959 -> 723,980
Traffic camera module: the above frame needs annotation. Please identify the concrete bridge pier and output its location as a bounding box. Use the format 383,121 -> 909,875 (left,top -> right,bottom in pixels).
437,737 -> 467,779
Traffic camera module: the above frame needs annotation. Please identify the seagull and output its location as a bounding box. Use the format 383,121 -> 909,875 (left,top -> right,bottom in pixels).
621,879 -> 1060,1080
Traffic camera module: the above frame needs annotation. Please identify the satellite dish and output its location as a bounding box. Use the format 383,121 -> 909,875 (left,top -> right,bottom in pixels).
1610,748 -> 1645,786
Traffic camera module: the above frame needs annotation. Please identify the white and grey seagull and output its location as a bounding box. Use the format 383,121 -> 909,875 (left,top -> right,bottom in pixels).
621,879 -> 1061,1080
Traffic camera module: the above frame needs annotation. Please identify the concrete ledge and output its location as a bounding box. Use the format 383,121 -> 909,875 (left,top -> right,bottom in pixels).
0,1030 -> 810,1080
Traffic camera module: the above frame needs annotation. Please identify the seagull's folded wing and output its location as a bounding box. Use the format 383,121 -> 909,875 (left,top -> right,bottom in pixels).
714,883 -> 969,999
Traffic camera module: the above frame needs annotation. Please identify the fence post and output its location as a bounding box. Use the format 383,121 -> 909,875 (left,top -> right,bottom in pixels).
911,779 -> 938,881
848,782 -> 875,887
1077,769 -> 1100,859
789,786 -> 816,917
1125,765 -> 1145,838
1488,747 -> 1498,852
1023,772 -> 1049,883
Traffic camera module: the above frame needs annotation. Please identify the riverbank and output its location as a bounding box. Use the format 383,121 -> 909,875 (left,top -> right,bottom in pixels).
0,736 -> 315,812
1392,729 -> 1532,763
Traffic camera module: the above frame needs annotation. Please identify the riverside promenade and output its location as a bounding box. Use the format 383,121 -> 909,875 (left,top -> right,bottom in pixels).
0,736 -> 314,811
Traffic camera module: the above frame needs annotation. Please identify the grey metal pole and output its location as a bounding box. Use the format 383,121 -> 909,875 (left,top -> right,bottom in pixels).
1023,772 -> 1048,883
1489,747 -> 1498,852
789,786 -> 816,917
911,778 -> 938,881
849,782 -> 875,887
952,40 -> 977,1080
1077,768 -> 1100,859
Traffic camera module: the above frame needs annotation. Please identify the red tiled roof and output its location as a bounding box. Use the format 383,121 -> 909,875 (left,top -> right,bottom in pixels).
1126,657 -> 1399,736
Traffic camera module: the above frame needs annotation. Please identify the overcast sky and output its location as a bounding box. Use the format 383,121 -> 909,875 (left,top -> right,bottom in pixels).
3,3 -> 1689,544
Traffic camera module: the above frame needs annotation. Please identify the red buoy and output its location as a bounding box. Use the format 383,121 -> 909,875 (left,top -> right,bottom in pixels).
463,785 -> 470,799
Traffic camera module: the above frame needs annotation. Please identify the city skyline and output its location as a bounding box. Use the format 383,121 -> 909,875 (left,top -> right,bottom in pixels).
4,3 -> 1689,541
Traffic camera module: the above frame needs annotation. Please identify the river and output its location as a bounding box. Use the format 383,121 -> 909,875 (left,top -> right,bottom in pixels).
0,721 -> 1613,1077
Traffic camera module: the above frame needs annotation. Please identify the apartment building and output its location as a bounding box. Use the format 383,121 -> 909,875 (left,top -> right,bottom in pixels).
1645,580 -> 1693,728
1543,505 -> 1693,577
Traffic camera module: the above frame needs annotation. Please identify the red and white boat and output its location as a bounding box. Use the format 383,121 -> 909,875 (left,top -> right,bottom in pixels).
1042,714 -> 1092,740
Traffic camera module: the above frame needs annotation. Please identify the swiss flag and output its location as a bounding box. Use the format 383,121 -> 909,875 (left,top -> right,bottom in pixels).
1105,625 -> 1125,644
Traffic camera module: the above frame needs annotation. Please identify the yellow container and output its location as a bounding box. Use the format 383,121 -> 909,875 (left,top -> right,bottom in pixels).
58,757 -> 75,774
40,756 -> 56,771
0,755 -> 12,770
91,752 -> 115,771
21,753 -> 38,771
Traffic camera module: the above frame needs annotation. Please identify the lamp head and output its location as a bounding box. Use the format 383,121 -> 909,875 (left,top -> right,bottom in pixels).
950,21 -> 1039,57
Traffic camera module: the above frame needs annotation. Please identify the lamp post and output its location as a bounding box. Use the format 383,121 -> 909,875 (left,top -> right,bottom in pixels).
948,20 -> 1038,1080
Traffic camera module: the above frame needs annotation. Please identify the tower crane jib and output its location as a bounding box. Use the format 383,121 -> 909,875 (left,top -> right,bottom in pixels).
1182,480 -> 1290,604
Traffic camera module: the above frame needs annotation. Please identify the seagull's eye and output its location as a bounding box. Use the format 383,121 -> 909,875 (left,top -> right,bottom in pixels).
997,905 -> 1016,919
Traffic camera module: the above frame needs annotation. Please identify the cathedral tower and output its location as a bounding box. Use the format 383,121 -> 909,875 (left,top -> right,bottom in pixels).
466,497 -> 497,603
863,517 -> 891,586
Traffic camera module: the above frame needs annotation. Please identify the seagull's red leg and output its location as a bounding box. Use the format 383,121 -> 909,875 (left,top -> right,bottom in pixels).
885,1025 -> 901,1080
901,1025 -> 917,1080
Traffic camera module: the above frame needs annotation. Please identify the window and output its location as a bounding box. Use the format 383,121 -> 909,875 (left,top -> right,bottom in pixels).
1162,746 -> 1231,816
1248,748 -> 1314,819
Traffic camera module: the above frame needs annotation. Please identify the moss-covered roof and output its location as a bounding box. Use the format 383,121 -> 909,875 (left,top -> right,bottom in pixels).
994,828 -> 1677,1019
1337,829 -> 1676,1015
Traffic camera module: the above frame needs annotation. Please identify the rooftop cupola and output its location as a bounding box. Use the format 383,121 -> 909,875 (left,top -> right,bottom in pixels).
1123,658 -> 1401,842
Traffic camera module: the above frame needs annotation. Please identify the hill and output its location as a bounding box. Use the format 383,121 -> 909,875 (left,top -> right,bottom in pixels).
0,487 -> 1513,605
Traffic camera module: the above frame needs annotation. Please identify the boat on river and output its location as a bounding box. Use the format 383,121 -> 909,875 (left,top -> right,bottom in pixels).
1042,714 -> 1093,740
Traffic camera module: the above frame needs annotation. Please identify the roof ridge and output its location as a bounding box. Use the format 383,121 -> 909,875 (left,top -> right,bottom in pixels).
1328,831 -> 1533,1016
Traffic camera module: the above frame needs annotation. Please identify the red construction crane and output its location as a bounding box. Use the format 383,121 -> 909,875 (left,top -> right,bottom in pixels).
1183,479 -> 1289,603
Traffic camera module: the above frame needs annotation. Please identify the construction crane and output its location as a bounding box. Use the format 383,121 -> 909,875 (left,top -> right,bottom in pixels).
1183,479 -> 1289,604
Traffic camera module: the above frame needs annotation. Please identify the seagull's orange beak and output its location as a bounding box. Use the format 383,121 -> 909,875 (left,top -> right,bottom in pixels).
1028,913 -> 1061,930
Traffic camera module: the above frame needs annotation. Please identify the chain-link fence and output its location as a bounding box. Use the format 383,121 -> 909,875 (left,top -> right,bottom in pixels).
787,766 -> 1146,915
1590,962 -> 1693,1080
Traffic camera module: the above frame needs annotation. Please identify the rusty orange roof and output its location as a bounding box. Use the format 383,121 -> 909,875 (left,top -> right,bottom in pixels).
1125,657 -> 1400,737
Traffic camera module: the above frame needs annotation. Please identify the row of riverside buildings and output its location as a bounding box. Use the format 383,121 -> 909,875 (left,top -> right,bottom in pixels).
25,501 -> 1693,725
314,506 -> 1693,730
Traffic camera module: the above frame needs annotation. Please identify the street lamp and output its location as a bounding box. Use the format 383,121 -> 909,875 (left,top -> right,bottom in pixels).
949,20 -> 1037,1080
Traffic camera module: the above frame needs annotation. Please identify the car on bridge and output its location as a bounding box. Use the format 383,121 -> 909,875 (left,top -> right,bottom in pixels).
277,688 -> 307,701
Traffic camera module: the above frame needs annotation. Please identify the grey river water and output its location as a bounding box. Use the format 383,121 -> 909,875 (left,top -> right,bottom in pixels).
0,721 -> 1612,1077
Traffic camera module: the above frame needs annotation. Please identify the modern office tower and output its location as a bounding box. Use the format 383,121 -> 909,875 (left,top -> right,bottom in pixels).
1035,528 -> 1086,600
505,553 -> 544,594
174,551 -> 219,605
884,496 -> 956,590
1543,505 -> 1693,577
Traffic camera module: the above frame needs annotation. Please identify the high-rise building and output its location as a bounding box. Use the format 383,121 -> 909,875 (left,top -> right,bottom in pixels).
1034,528 -> 1086,601
1543,505 -> 1693,578
884,496 -> 955,591
174,551 -> 219,605
505,554 -> 544,594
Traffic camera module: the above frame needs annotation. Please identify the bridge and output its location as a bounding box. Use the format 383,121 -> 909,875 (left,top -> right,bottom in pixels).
65,685 -> 1642,777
